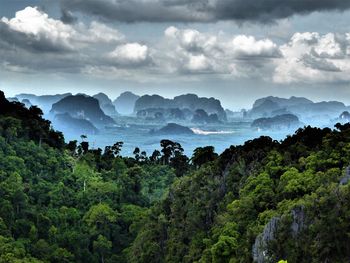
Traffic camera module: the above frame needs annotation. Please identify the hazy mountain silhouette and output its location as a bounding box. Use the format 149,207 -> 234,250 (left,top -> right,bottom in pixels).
52,113 -> 98,135
113,91 -> 140,115
150,123 -> 194,135
50,95 -> 115,127
16,93 -> 72,114
248,96 -> 348,125
93,92 -> 118,116
251,114 -> 301,130
134,93 -> 227,122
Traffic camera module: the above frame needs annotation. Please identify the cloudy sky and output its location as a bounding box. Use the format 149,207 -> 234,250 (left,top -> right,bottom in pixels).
1,0 -> 350,109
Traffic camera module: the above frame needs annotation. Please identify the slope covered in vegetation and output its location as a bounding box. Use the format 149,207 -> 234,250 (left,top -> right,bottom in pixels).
129,124 -> 350,263
1,90 -> 350,263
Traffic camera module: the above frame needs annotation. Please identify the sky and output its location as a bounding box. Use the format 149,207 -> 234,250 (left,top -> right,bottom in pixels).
1,0 -> 350,110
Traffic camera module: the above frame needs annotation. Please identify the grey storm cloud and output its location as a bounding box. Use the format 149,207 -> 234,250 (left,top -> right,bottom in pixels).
60,0 -> 212,23
301,54 -> 342,72
61,0 -> 350,23
0,21 -> 72,53
60,9 -> 78,24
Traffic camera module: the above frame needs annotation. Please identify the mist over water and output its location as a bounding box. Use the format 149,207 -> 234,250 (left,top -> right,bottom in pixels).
63,122 -> 296,156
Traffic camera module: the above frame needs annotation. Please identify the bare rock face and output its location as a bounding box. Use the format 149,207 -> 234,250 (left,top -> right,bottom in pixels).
252,206 -> 306,263
291,206 -> 306,237
339,166 -> 350,185
252,217 -> 280,263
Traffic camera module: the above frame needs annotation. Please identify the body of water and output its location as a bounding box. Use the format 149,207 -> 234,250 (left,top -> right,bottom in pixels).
64,121 -> 297,157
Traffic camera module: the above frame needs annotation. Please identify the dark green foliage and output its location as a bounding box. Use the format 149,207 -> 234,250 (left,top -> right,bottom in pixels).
130,124 -> 350,263
0,94 -> 176,262
0,91 -> 64,149
191,146 -> 218,168
2,92 -> 350,262
160,139 -> 189,177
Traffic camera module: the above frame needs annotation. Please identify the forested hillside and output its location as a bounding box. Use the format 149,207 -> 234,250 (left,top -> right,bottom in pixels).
1,90 -> 350,263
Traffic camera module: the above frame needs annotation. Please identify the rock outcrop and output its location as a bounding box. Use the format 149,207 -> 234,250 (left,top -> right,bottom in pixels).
50,95 -> 115,127
339,166 -> 350,185
253,217 -> 280,263
134,93 -> 227,122
150,123 -> 194,135
252,114 -> 301,130
248,96 -> 347,126
253,206 -> 306,263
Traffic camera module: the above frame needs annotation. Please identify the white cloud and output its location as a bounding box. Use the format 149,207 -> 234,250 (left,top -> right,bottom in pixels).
165,26 -> 218,53
162,28 -> 350,84
81,21 -> 124,44
227,35 -> 280,58
0,6 -> 124,52
2,8 -> 350,86
274,32 -> 350,84
184,54 -> 213,73
312,33 -> 344,58
0,6 -> 146,76
290,32 -> 320,44
1,6 -> 75,51
161,26 -> 280,76
107,43 -> 151,66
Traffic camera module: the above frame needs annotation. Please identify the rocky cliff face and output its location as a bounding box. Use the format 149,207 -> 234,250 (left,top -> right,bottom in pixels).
253,167 -> 350,263
339,166 -> 350,185
253,217 -> 280,263
51,95 -> 115,127
134,93 -> 227,122
253,206 -> 306,263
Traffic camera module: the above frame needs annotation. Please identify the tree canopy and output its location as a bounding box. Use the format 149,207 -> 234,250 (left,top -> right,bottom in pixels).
1,92 -> 350,262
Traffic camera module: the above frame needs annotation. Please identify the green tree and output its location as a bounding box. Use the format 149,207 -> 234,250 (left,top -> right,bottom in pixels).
84,203 -> 117,237
191,146 -> 218,168
93,235 -> 112,263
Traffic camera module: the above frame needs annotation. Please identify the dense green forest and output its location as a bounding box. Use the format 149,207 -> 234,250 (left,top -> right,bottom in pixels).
1,90 -> 350,263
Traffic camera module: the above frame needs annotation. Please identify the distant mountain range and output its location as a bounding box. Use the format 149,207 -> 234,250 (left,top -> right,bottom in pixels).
251,114 -> 301,130
93,93 -> 118,117
50,95 -> 115,127
15,93 -> 72,113
53,113 -> 99,135
248,96 -> 349,126
6,92 -> 350,136
13,91 -> 140,116
114,91 -> 140,115
134,94 -> 227,123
